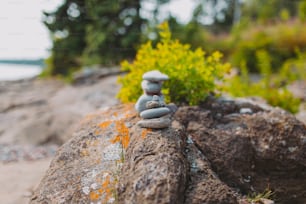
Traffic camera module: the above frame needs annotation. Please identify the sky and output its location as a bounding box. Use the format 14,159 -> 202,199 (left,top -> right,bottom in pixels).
0,0 -> 63,59
0,0 -> 195,59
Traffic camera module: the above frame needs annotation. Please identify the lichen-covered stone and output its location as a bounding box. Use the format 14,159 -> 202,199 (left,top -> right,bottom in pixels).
30,104 -> 138,204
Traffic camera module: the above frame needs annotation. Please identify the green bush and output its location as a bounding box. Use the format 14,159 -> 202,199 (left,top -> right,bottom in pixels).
230,21 -> 306,73
299,0 -> 306,22
117,22 -> 231,105
224,50 -> 301,113
279,51 -> 306,83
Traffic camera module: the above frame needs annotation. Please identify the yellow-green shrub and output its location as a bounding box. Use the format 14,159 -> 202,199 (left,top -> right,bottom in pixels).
117,22 -> 231,105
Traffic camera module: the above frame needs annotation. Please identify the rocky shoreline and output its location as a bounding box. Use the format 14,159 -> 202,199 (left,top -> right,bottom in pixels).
0,70 -> 121,147
0,144 -> 58,163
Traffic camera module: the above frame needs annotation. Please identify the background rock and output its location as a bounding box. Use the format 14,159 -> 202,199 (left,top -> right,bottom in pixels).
0,74 -> 120,145
72,66 -> 123,85
0,158 -> 52,204
0,73 -> 121,204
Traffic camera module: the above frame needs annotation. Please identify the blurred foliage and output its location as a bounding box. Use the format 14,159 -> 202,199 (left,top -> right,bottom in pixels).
299,0 -> 306,21
82,0 -> 146,65
168,18 -> 231,55
223,50 -> 301,113
241,0 -> 299,23
191,0 -> 241,33
229,20 -> 306,73
222,0 -> 306,113
279,51 -> 306,82
42,0 -> 88,76
43,0 -> 169,76
117,22 -> 230,105
42,0 -> 306,113
44,0 -> 306,75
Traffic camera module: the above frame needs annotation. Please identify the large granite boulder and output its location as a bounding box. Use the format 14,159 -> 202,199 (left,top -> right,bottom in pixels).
32,98 -> 306,204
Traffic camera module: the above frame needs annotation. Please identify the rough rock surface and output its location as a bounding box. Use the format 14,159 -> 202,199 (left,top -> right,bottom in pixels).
184,135 -> 239,204
32,98 -> 306,204
175,98 -> 306,204
118,121 -> 187,204
31,104 -> 138,204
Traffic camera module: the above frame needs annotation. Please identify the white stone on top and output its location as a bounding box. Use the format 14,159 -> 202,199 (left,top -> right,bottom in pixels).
142,70 -> 169,81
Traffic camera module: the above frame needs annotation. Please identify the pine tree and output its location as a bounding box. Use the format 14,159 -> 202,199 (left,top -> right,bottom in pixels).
43,0 -> 89,75
82,0 -> 145,65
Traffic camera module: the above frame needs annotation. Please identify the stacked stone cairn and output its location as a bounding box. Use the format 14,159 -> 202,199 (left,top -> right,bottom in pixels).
135,70 -> 176,129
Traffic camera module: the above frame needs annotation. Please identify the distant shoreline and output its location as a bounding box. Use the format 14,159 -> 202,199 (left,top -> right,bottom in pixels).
0,59 -> 44,66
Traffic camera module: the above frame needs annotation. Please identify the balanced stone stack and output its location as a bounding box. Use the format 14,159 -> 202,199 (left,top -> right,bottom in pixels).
135,70 -> 175,129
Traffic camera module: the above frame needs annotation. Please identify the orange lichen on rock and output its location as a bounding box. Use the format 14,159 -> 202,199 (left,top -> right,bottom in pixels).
98,120 -> 112,130
97,116 -> 131,150
124,112 -> 136,118
121,134 -> 130,149
94,129 -> 101,135
117,120 -> 130,149
115,121 -> 129,135
109,120 -> 130,149
89,175 -> 116,203
102,175 -> 111,188
89,191 -> 100,201
79,112 -> 103,126
110,135 -> 121,144
141,128 -> 152,139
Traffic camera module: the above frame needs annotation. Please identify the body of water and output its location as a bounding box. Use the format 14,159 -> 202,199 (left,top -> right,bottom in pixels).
0,64 -> 42,81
